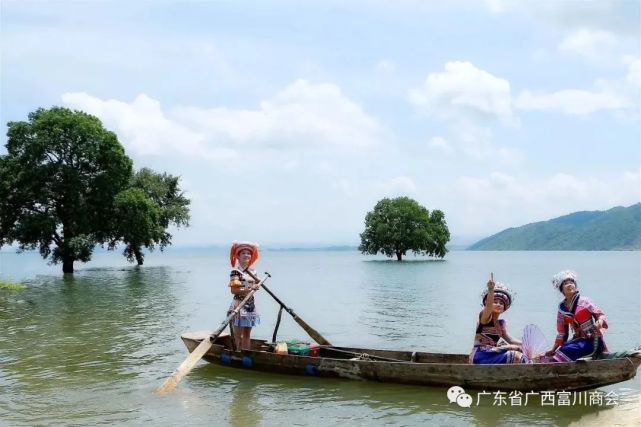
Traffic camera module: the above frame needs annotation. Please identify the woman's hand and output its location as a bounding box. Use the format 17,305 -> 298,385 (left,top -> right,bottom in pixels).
544,349 -> 556,357
595,318 -> 604,329
487,279 -> 495,290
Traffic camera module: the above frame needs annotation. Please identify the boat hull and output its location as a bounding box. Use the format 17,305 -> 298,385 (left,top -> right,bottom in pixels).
181,331 -> 641,391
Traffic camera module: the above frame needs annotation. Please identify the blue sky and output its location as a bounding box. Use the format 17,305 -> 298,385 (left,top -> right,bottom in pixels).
1,1 -> 640,247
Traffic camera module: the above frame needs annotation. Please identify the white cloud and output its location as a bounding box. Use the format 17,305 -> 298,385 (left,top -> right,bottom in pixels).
408,61 -> 516,125
450,123 -> 522,165
375,59 -> 396,74
454,170 -> 641,235
515,89 -> 630,115
625,57 -> 641,88
377,176 -> 417,195
61,92 -> 235,160
173,79 -> 384,150
62,80 -> 385,162
558,29 -> 618,64
484,0 -> 507,14
428,136 -> 453,154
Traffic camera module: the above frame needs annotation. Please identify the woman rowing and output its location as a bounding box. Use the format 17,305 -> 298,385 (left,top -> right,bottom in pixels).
228,241 -> 261,350
470,274 -> 525,364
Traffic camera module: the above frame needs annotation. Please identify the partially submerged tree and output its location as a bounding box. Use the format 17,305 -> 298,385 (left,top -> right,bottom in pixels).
0,107 -> 191,273
0,107 -> 132,273
359,197 -> 450,261
111,168 -> 190,265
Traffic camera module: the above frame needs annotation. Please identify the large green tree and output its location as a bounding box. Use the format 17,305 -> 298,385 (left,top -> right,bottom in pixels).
359,197 -> 450,261
111,168 -> 190,265
0,107 -> 191,273
0,107 -> 133,273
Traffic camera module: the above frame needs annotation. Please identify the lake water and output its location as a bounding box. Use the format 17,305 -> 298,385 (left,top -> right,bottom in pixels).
1,249 -> 640,426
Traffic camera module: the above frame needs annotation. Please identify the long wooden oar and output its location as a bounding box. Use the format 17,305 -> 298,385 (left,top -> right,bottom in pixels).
155,272 -> 271,395
244,270 -> 331,346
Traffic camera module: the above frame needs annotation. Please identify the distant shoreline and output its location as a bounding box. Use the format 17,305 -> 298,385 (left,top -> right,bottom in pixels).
4,245 -> 641,254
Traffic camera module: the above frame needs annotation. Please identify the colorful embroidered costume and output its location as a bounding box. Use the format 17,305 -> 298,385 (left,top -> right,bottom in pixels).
228,267 -> 261,327
469,283 -> 525,364
470,314 -> 525,364
228,241 -> 260,328
549,293 -> 608,362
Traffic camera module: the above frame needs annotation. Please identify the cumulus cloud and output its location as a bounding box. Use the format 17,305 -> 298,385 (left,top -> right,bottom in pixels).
409,62 -> 521,163
61,92 -> 234,160
62,80 -> 384,161
172,79 -> 384,150
408,61 -> 516,125
515,89 -> 631,115
558,29 -> 618,63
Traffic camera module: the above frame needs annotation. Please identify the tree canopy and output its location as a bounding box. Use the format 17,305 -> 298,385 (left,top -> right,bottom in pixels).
359,197 -> 450,261
0,107 -> 190,272
111,168 -> 190,265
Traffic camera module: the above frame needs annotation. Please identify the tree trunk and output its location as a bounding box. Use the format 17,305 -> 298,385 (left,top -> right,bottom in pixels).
62,257 -> 74,273
396,252 -> 403,261
135,248 -> 144,266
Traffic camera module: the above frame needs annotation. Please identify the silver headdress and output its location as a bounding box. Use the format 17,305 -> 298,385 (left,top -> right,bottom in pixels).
552,270 -> 578,290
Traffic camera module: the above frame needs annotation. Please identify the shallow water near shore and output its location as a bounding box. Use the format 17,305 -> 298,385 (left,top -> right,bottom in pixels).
1,249 -> 639,426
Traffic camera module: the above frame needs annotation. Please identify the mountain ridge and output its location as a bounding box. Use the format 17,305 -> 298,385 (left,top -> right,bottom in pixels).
469,203 -> 641,250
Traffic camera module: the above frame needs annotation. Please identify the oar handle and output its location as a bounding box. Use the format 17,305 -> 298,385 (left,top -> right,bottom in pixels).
244,270 -> 288,308
244,269 -> 331,346
155,271 -> 272,394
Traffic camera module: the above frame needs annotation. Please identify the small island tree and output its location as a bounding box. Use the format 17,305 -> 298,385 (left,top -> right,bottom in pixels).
359,197 -> 450,261
0,107 -> 190,273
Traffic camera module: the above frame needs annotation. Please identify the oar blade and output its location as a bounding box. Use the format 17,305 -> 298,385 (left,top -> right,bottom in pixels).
155,337 -> 213,395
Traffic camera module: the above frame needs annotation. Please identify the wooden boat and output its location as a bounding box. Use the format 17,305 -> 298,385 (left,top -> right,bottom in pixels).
181,331 -> 641,391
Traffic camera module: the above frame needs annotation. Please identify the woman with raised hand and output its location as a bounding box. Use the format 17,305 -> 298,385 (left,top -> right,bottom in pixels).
470,274 -> 525,364
542,270 -> 608,362
228,241 -> 261,350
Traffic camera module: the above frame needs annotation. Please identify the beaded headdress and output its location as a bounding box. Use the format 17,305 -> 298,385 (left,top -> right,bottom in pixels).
481,282 -> 514,311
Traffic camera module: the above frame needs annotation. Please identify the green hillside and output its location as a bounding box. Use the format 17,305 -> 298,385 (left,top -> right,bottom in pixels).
469,203 -> 641,250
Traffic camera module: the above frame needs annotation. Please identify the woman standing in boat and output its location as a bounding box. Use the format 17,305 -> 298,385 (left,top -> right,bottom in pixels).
542,270 -> 608,362
228,241 -> 261,350
470,275 -> 525,364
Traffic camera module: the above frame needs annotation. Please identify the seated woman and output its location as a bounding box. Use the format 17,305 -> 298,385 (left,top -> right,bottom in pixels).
470,276 -> 525,364
228,241 -> 261,350
542,270 -> 608,362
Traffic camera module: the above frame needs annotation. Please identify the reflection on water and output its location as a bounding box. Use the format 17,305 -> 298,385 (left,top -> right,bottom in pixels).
360,260 -> 445,345
229,378 -> 264,427
0,266 -> 186,424
185,364 -> 627,427
0,249 -> 639,426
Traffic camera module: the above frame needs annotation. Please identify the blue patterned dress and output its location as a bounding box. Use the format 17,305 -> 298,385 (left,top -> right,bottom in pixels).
470,312 -> 525,364
228,266 -> 260,328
